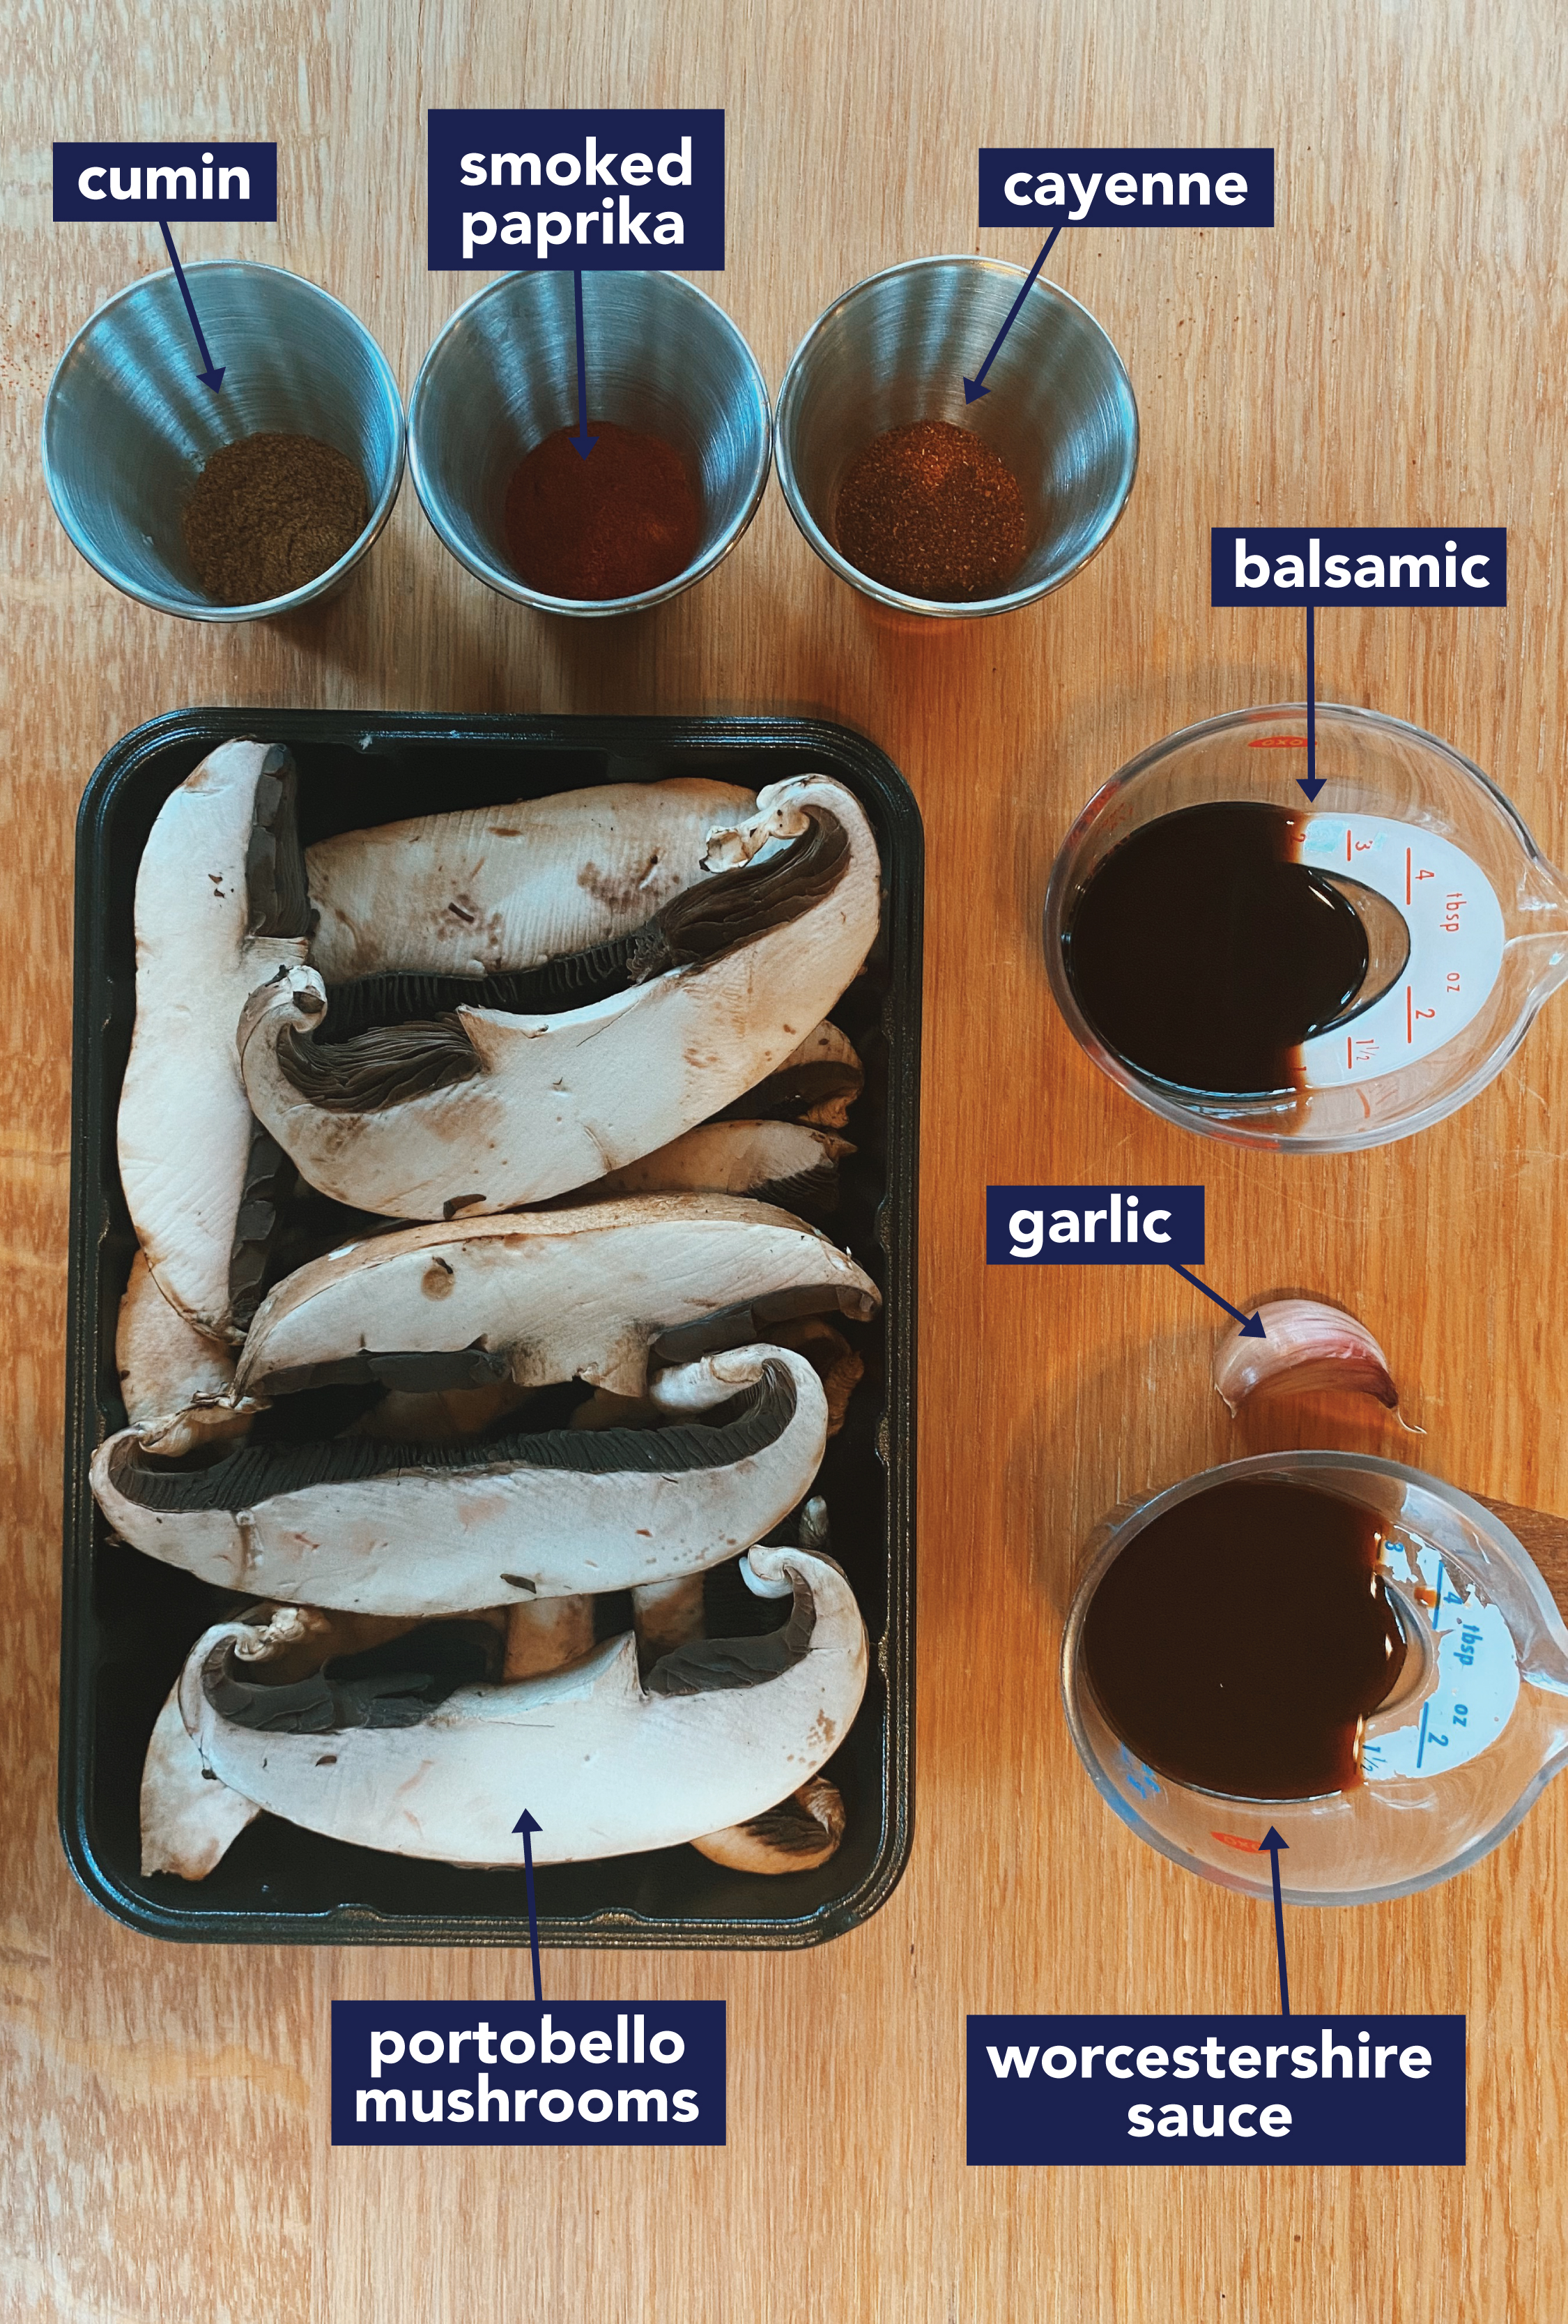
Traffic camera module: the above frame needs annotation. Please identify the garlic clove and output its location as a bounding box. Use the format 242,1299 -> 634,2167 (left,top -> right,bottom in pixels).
1213,1299 -> 1400,1417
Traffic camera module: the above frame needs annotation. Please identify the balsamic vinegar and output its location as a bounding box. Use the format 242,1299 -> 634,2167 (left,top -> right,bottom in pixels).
1063,802 -> 1370,1096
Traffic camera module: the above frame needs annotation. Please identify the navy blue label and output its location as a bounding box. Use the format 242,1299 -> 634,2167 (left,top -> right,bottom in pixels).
980,148 -> 1273,229
428,109 -> 724,269
1212,528 -> 1507,607
968,2016 -> 1465,2164
986,1186 -> 1204,1266
331,2002 -> 725,2147
53,143 -> 277,222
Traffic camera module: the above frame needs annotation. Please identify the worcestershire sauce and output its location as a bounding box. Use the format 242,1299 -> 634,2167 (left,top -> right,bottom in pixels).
1063,802 -> 1370,1095
1083,1480 -> 1407,1799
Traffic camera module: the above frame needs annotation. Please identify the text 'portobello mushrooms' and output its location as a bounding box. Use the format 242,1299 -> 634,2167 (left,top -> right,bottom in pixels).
236,776 -> 882,1216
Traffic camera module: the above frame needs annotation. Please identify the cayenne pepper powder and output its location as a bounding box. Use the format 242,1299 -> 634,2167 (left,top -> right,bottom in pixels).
833,418 -> 1028,601
504,420 -> 701,601
182,432 -> 368,606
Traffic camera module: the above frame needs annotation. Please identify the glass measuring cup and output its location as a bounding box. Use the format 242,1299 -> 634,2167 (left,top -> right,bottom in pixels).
1061,1451 -> 1568,1906
1043,702 -> 1568,1152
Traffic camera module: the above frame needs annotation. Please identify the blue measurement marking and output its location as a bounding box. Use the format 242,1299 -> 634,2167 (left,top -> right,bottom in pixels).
1416,1699 -> 1431,1770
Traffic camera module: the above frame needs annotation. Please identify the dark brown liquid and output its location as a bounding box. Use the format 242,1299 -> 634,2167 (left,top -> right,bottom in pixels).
1062,802 -> 1370,1096
1082,1480 -> 1407,1800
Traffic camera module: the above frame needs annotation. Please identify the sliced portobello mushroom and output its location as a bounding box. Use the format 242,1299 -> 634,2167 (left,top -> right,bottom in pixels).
237,777 -> 882,1216
305,779 -> 757,984
574,1119 -> 852,1219
176,1541 -> 868,1868
91,1345 -> 831,1616
117,741 -> 312,1341
230,1193 -> 879,1402
709,1021 -> 866,1131
768,1317 -> 866,1436
690,1774 -> 847,1874
141,1679 -> 261,1878
139,1602 -> 433,1877
116,1250 -> 236,1426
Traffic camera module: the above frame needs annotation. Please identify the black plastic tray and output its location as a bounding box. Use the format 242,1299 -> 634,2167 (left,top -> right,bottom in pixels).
61,711 -> 921,1948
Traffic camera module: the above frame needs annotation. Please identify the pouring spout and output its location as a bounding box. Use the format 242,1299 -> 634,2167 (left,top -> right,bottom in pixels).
1512,855 -> 1568,998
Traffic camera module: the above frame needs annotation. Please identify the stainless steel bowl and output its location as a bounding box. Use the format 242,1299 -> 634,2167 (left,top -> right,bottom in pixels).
42,262 -> 406,622
776,254 -> 1139,618
408,270 -> 771,618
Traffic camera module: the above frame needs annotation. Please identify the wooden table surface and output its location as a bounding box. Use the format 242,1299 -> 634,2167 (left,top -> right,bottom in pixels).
7,3 -> 1567,2318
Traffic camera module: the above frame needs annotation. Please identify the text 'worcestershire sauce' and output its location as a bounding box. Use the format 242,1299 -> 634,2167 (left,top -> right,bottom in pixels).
1082,1480 -> 1407,1800
1062,802 -> 1371,1096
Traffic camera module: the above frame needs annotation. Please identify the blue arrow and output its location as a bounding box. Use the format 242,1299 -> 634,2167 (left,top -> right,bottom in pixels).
1258,1826 -> 1291,2013
513,1808 -> 544,2001
1167,1262 -> 1266,1336
1298,603 -> 1324,799
157,221 -> 224,392
963,222 -> 1065,402
569,271 -> 597,459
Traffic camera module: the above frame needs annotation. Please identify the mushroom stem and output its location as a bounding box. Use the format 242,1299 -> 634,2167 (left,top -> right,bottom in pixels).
631,1575 -> 707,1667
504,1597 -> 595,1679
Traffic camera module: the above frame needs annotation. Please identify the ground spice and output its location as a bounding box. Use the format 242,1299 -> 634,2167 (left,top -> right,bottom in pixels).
504,420 -> 701,601
832,418 -> 1028,601
182,432 -> 368,606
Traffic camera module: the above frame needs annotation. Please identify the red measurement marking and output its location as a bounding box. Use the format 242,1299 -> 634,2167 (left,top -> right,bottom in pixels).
1406,848 -> 1412,906
1210,1830 -> 1265,1853
1407,986 -> 1413,1043
1346,1034 -> 1353,1070
1245,737 -> 1310,749
1346,828 -> 1353,863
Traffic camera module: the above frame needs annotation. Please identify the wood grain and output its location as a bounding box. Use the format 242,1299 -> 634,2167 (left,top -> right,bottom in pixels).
5,0 -> 1568,2318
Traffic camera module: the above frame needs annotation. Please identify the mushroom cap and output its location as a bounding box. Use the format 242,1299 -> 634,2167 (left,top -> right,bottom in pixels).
238,777 -> 882,1216
177,1541 -> 868,1865
305,779 -> 758,983
117,740 -> 309,1340
232,1192 -> 880,1401
90,1345 -> 831,1616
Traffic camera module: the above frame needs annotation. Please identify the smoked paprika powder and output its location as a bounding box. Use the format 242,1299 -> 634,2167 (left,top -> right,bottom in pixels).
504,420 -> 702,602
833,418 -> 1028,602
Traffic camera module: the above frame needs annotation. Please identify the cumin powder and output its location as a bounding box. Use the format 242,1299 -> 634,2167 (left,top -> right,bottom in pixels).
182,432 -> 369,606
833,418 -> 1028,602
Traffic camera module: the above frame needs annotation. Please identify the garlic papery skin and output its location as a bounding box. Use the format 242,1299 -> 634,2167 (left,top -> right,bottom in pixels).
1213,1299 -> 1401,1418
